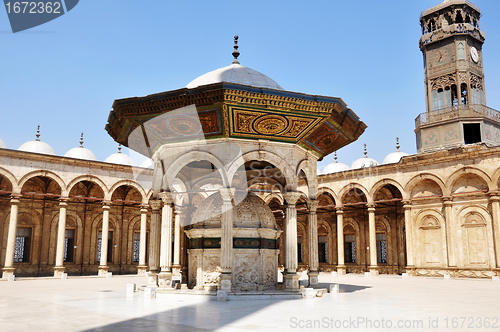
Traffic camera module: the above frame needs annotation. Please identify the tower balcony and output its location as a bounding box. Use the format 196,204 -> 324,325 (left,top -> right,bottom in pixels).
415,104 -> 500,129
419,23 -> 485,49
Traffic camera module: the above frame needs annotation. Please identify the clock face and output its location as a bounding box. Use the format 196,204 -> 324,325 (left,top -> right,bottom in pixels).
434,48 -> 448,64
471,46 -> 479,63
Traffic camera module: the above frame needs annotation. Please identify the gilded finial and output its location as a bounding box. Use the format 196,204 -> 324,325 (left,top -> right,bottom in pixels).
364,144 -> 367,157
396,137 -> 400,152
35,125 -> 40,141
232,35 -> 240,64
79,133 -> 84,148
118,144 -> 122,153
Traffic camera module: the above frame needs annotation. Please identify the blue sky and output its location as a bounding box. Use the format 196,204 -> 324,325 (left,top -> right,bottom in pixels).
1,0 -> 500,170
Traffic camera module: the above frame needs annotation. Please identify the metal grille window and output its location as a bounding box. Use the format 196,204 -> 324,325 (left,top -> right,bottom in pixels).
344,234 -> 356,263
133,233 -> 140,263
376,233 -> 387,264
297,237 -> 303,263
318,235 -> 327,263
64,229 -> 75,263
97,231 -> 113,263
14,228 -> 31,263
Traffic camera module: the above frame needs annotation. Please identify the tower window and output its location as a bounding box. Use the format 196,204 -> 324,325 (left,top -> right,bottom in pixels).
461,83 -> 468,105
458,43 -> 465,60
463,123 -> 481,145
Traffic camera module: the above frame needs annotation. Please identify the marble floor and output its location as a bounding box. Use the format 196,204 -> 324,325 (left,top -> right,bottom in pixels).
1,273 -> 499,332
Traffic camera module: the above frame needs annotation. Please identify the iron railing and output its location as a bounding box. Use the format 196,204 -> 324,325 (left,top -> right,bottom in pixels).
415,104 -> 500,129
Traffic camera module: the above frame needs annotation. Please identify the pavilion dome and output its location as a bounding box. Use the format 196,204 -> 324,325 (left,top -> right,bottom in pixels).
64,133 -> 97,161
18,126 -> 56,156
351,144 -> 379,169
0,139 -> 6,149
186,36 -> 284,91
104,145 -> 134,166
382,138 -> 409,164
323,152 -> 349,174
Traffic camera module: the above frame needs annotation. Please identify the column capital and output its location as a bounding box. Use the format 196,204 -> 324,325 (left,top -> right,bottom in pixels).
150,198 -> 162,211
159,191 -> 174,205
335,206 -> 343,214
402,200 -> 412,209
102,201 -> 111,210
366,203 -> 376,211
489,192 -> 500,201
219,188 -> 235,202
140,205 -> 148,213
10,194 -> 22,205
283,192 -> 302,206
306,199 -> 319,213
442,196 -> 453,205
59,197 -> 69,207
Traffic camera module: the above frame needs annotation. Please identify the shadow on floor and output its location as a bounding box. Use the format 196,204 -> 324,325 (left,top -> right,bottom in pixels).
317,282 -> 372,293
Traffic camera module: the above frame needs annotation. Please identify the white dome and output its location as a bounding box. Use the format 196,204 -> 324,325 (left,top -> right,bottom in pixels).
351,157 -> 379,169
19,140 -> 56,155
323,161 -> 350,174
140,159 -> 154,169
0,139 -> 6,149
105,151 -> 134,166
186,63 -> 284,90
383,151 -> 410,165
65,147 -> 97,161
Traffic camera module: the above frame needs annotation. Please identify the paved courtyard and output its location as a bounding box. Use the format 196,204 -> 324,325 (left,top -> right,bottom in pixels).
1,273 -> 499,332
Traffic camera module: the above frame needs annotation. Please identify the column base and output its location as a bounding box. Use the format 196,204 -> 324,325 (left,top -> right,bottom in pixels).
172,265 -> 182,276
283,273 -> 300,292
369,266 -> 379,276
307,270 -> 319,288
220,273 -> 232,291
158,272 -> 173,289
53,266 -> 66,278
2,267 -> 15,280
405,266 -> 417,277
336,265 -> 347,275
98,266 -> 109,277
137,265 -> 148,276
146,271 -> 159,288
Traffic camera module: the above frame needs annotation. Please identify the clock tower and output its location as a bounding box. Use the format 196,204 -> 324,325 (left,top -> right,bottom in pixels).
415,0 -> 500,152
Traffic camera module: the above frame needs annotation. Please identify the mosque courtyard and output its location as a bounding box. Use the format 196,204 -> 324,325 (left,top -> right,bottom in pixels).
1,273 -> 499,332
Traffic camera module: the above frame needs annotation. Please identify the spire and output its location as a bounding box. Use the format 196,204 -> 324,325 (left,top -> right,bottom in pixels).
396,137 -> 400,152
232,35 -> 240,64
334,151 -> 338,163
363,144 -> 367,158
35,125 -> 40,141
79,133 -> 84,148
118,144 -> 122,153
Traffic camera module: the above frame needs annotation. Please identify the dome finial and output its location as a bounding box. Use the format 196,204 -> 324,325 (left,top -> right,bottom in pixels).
118,144 -> 122,153
232,35 -> 240,64
364,144 -> 367,158
35,125 -> 41,141
396,137 -> 400,152
79,133 -> 84,148
334,151 -> 338,163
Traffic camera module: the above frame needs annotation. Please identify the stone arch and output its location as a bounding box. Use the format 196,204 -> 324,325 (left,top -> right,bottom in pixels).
109,180 -> 147,204
414,209 -> 447,267
67,175 -> 109,200
316,187 -> 339,205
264,192 -> 284,205
227,151 -> 298,191
296,158 -> 317,198
339,183 -> 371,205
406,174 -> 446,198
18,170 -> 66,195
164,151 -> 229,190
247,177 -> 284,193
446,167 -> 492,194
370,178 -> 408,201
0,166 -> 18,193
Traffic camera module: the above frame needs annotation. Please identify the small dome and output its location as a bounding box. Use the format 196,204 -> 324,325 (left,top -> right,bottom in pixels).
104,145 -> 134,166
64,133 -> 97,161
18,125 -> 56,155
0,139 -> 6,149
323,151 -> 349,174
382,138 -> 409,164
140,159 -> 154,169
351,144 -> 379,169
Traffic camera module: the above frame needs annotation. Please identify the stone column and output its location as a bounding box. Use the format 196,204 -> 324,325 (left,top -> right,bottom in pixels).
367,204 -> 379,276
219,188 -> 235,291
147,198 -> 162,288
443,196 -> 456,267
172,207 -> 182,276
54,198 -> 69,277
98,202 -> 111,277
158,191 -> 174,289
307,199 -> 319,287
283,192 -> 301,292
403,200 -> 415,275
137,205 -> 148,275
490,194 -> 500,268
2,195 -> 21,280
336,207 -> 346,275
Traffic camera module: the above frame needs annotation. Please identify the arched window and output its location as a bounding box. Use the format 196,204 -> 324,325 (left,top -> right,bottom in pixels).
297,236 -> 303,263
376,233 -> 387,264
437,88 -> 444,110
344,225 -> 356,263
461,83 -> 468,105
64,229 -> 75,263
97,230 -> 113,263
458,43 -> 465,60
14,227 -> 32,263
